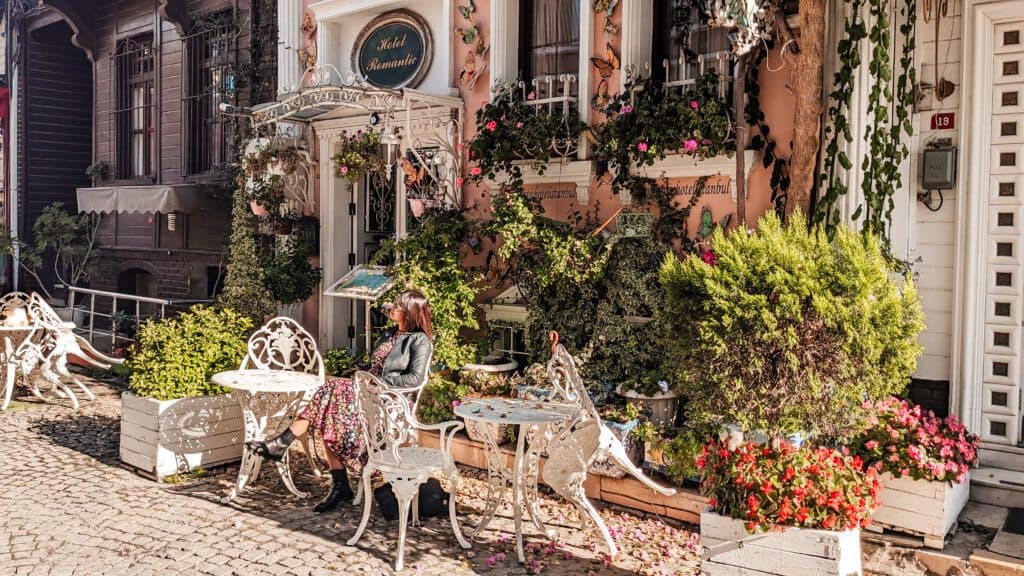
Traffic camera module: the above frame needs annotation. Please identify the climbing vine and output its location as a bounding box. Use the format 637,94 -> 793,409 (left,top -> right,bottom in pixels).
816,0 -> 916,252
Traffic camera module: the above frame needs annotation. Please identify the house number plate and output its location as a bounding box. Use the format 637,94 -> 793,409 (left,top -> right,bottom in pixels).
931,112 -> 955,130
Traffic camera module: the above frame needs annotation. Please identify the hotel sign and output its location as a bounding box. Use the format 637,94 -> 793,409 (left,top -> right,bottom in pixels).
354,10 -> 432,89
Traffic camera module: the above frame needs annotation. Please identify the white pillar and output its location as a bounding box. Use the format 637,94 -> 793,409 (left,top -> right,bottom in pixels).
277,0 -> 304,95
317,21 -> 341,83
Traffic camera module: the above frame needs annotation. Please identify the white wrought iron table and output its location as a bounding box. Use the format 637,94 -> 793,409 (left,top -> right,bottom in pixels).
454,398 -> 575,563
212,369 -> 322,503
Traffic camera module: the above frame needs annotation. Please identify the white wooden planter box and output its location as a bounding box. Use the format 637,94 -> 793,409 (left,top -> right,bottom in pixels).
119,391 -> 244,479
868,471 -> 970,549
701,510 -> 862,576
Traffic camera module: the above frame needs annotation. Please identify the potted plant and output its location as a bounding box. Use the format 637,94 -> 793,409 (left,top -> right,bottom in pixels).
416,374 -> 470,425
261,229 -> 322,320
698,439 -> 880,576
0,203 -> 100,316
85,161 -> 109,186
639,424 -> 705,487
617,373 -> 679,429
852,397 -> 978,548
332,130 -> 383,183
461,339 -> 519,376
660,212 -> 925,575
120,305 -> 253,480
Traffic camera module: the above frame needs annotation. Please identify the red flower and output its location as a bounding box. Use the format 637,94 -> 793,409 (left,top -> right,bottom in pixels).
701,248 -> 718,266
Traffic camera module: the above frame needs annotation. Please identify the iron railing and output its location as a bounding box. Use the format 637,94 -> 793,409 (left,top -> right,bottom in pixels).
110,35 -> 156,180
63,286 -> 211,349
182,11 -> 239,175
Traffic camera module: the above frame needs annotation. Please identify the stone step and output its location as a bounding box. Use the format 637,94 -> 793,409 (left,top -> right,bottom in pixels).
971,467 -> 1024,508
981,445 -> 1024,473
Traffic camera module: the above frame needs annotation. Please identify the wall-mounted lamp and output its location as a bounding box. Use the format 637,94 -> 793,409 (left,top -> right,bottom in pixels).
166,212 -> 177,232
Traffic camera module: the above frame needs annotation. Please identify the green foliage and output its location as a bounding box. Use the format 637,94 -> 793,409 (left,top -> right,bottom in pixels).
127,305 -> 253,400
239,141 -> 304,217
374,210 -> 483,369
261,231 -> 322,305
85,161 -> 109,184
323,348 -> 360,377
218,187 -> 277,325
659,211 -> 925,441
332,130 -> 383,183
0,203 -> 100,302
592,72 -> 733,198
817,0 -> 915,252
468,82 -> 588,189
416,374 -> 469,424
646,427 -> 705,486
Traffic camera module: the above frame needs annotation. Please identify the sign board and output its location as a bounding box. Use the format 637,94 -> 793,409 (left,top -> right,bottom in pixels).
323,265 -> 394,301
931,112 -> 955,130
523,182 -> 577,200
662,177 -> 733,196
353,10 -> 432,89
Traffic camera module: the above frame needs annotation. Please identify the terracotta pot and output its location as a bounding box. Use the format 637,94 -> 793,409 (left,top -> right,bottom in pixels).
249,201 -> 269,217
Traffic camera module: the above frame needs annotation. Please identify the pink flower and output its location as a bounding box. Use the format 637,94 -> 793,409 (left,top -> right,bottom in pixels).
619,105 -> 633,114
516,121 -> 523,128
527,91 -> 536,100
865,440 -> 879,451
486,120 -> 498,132
486,555 -> 497,567
637,141 -> 649,152
683,139 -> 698,152
456,177 -> 464,188
339,165 -> 349,175
452,400 -> 461,408
691,100 -> 699,109
470,167 -> 482,176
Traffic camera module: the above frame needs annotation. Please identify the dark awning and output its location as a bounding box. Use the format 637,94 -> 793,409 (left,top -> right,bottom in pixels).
76,184 -> 212,214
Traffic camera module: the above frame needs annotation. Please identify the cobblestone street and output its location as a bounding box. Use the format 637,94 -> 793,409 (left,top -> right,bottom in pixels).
0,376 -> 702,576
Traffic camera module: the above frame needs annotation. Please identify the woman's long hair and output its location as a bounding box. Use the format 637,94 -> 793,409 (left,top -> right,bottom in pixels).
396,289 -> 434,339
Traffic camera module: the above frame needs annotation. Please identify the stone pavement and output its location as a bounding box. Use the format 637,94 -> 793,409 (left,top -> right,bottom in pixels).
0,376 -> 702,576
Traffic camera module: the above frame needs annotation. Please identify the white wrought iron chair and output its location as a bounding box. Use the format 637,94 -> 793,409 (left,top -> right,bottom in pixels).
240,316 -> 325,481
348,370 -> 470,571
540,342 -> 677,559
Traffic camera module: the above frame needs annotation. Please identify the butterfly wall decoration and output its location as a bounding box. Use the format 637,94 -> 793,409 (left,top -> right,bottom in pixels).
593,0 -> 620,38
590,43 -> 620,78
401,158 -> 427,187
591,79 -> 610,110
455,0 -> 489,89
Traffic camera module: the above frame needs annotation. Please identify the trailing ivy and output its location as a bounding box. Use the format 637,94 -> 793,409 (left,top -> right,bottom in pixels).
816,0 -> 915,253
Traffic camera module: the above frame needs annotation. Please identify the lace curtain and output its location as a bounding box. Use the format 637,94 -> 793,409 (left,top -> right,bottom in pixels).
526,0 -> 580,80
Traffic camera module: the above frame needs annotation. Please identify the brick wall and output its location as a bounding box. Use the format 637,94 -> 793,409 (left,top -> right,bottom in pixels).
90,249 -> 224,300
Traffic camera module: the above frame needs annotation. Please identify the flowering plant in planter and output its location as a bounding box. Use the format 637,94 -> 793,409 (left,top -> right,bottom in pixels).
853,397 -> 978,484
332,130 -> 383,183
698,439 -> 882,533
468,82 -> 588,189
592,72 -> 733,198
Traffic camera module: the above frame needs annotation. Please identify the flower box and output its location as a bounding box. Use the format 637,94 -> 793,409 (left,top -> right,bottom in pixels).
618,386 -> 680,428
868,472 -> 970,549
119,391 -> 244,480
700,510 -> 862,576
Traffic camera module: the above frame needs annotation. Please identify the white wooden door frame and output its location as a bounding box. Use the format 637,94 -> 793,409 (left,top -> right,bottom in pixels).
955,0 -> 1024,446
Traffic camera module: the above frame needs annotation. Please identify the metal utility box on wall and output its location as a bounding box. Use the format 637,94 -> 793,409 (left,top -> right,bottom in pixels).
922,147 -> 957,190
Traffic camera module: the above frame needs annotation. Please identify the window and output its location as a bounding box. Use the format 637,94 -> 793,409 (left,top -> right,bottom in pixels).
519,0 -> 580,95
112,36 -> 155,180
183,12 -> 237,175
652,0 -> 731,93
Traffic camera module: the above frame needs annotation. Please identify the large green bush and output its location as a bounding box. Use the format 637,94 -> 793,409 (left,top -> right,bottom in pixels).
127,305 -> 253,400
659,212 -> 925,440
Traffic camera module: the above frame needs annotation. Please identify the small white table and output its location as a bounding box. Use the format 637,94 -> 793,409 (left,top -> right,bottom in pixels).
454,398 -> 575,563
212,369 -> 322,502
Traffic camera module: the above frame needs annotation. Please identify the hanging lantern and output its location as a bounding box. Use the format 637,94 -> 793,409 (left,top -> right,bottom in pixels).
702,0 -> 771,56
379,127 -> 402,181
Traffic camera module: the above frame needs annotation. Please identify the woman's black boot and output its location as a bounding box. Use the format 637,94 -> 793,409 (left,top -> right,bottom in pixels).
314,469 -> 354,513
245,428 -> 296,462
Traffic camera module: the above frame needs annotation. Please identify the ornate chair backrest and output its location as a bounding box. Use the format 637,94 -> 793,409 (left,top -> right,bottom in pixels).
546,343 -> 599,423
241,316 -> 325,381
354,370 -> 418,467
0,292 -> 31,319
26,293 -> 68,329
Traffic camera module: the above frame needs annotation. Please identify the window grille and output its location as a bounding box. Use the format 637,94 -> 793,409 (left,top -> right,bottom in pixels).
182,12 -> 238,176
653,0 -> 733,99
488,320 -> 529,367
111,36 -> 155,180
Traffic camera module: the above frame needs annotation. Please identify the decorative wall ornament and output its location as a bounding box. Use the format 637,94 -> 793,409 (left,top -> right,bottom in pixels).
590,43 -> 619,110
456,0 -> 490,89
701,0 -> 774,56
352,9 -> 433,89
297,10 -> 318,70
593,0 -> 621,38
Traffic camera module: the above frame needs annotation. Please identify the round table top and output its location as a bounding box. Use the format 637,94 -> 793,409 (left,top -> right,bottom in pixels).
211,369 -> 323,394
454,398 -> 575,425
0,324 -> 36,333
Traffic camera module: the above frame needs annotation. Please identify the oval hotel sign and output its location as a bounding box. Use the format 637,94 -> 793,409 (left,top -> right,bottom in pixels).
354,10 -> 433,89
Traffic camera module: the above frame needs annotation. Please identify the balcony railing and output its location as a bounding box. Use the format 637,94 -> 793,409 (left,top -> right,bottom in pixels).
64,286 -> 212,350
663,51 -> 733,99
515,74 -> 582,160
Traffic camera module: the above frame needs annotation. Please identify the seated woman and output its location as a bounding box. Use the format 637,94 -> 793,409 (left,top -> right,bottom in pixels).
247,289 -> 434,512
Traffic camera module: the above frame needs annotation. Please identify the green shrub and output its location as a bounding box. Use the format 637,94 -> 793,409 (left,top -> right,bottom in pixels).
415,374 -> 469,424
323,348 -> 359,377
374,210 -> 483,369
219,187 -> 276,324
659,211 -> 925,441
261,232 -> 322,305
127,305 -> 253,400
